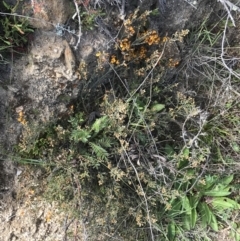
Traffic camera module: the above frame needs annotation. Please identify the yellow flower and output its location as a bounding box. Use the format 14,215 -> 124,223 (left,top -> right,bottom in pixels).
95,51 -> 101,57
139,46 -> 147,59
45,211 -> 52,222
119,38 -> 131,51
127,26 -> 135,36
17,111 -> 27,125
165,203 -> 172,210
124,19 -> 131,26
168,58 -> 179,67
145,31 -> 160,45
162,36 -> 170,42
110,55 -> 120,65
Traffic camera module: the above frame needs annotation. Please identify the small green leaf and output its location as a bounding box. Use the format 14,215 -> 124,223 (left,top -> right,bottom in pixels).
190,208 -> 197,228
183,214 -> 191,230
135,99 -> 145,111
209,213 -> 218,231
151,103 -> 165,112
183,148 -> 190,159
189,195 -> 200,208
150,8 -> 160,16
70,128 -> 91,143
203,189 -> 231,197
168,198 -> 183,218
167,222 -> 176,241
177,158 -> 189,169
231,143 -> 240,152
91,116 -> 108,133
165,144 -> 174,156
212,197 -> 240,210
230,225 -> 240,241
152,222 -> 162,232
201,212 -> 208,228
89,142 -> 108,160
1,39 -> 11,45
181,196 -> 191,215
203,175 -> 218,190
3,1 -> 11,10
198,202 -> 212,227
219,175 -> 234,186
235,229 -> 240,241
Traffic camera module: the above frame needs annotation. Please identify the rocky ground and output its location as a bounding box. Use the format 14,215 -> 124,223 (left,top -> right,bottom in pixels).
0,0 -> 239,240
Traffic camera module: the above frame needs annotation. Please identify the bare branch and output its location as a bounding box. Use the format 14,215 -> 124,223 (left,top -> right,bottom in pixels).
218,0 -> 240,27
183,0 -> 197,9
72,0 -> 82,50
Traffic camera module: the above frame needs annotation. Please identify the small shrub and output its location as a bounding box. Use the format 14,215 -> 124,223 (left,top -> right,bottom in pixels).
0,1 -> 34,48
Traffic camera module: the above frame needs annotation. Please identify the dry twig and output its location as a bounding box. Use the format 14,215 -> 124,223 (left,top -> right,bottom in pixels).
218,0 -> 240,27
72,0 -> 82,50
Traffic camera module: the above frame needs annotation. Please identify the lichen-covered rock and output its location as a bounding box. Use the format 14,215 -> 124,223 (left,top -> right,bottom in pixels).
13,30 -> 78,122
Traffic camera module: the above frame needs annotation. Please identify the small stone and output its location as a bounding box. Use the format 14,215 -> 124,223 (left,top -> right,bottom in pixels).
15,106 -> 24,113
63,40 -> 76,76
